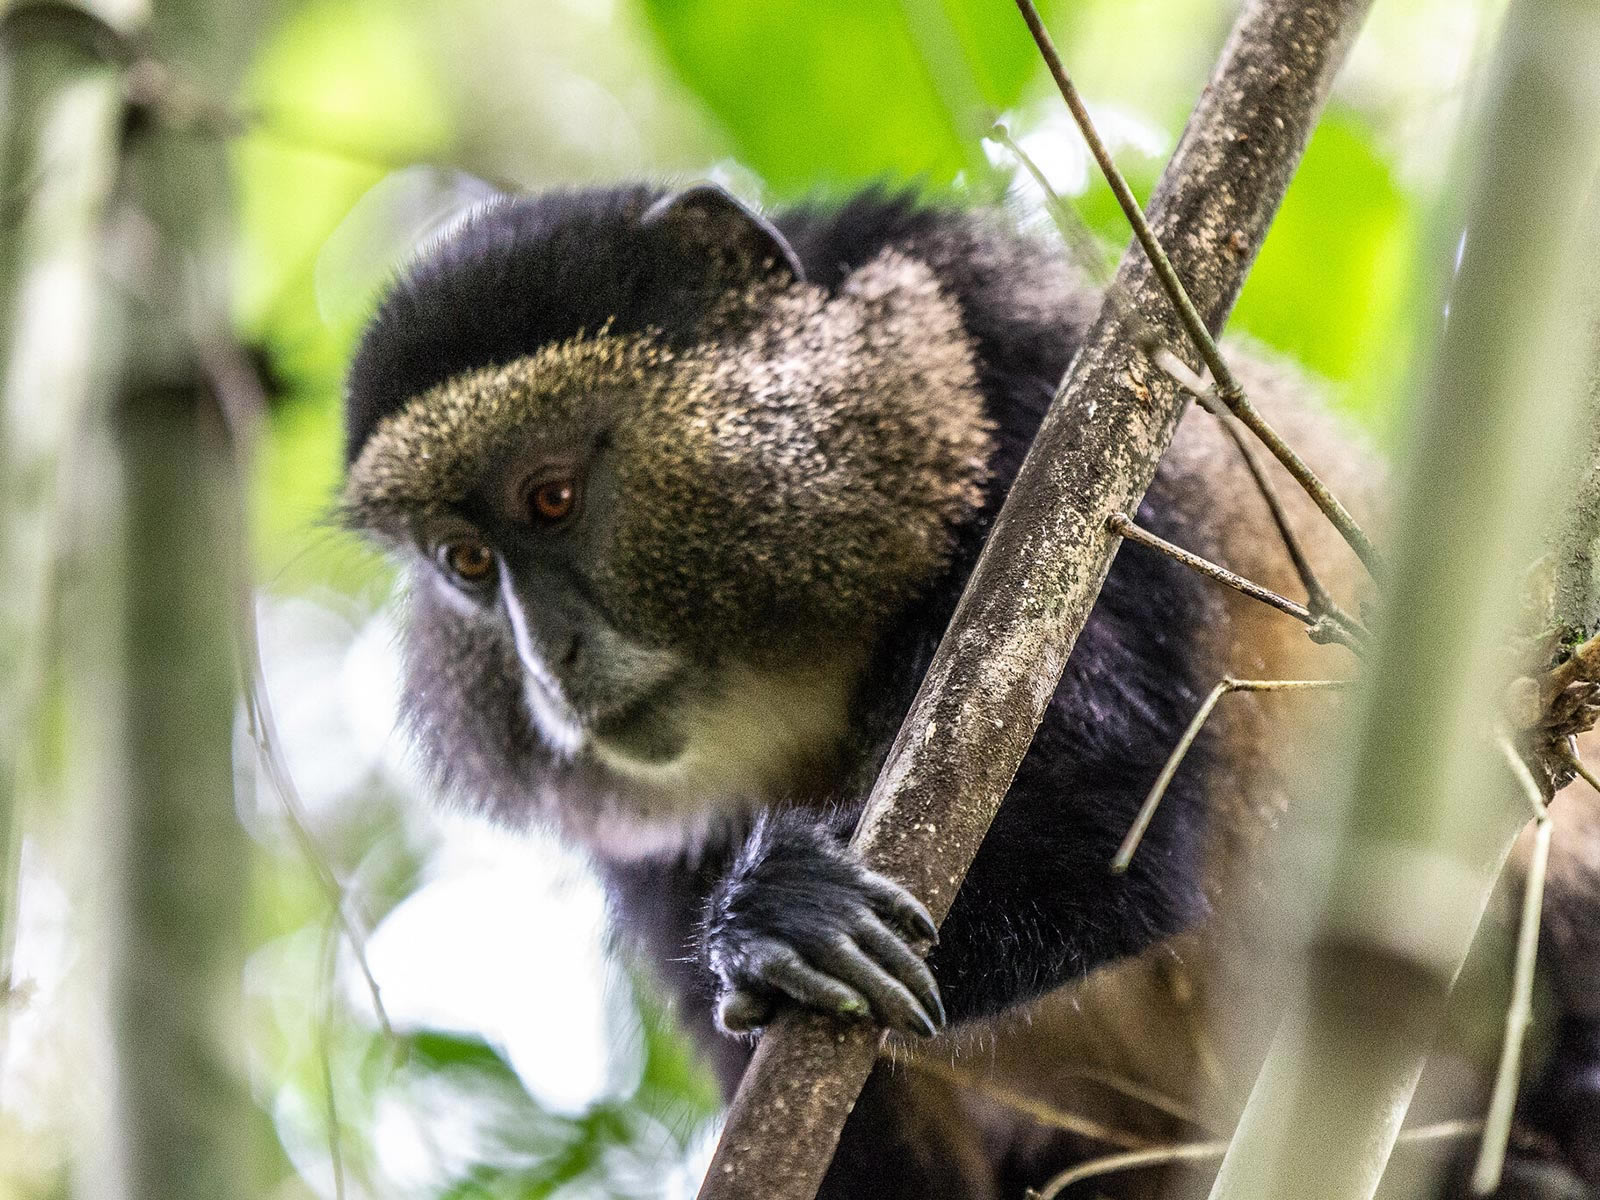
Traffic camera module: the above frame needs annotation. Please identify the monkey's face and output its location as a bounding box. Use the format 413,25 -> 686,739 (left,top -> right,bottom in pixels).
340,187 -> 993,849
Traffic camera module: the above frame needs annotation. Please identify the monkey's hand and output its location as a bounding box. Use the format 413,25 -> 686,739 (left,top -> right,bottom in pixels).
701,810 -> 945,1038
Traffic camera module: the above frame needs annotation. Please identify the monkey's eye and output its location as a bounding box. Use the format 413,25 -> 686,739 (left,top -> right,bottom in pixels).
437,539 -> 497,585
528,477 -> 579,526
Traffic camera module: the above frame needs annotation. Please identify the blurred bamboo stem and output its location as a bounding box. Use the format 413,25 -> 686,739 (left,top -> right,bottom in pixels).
74,0 -> 267,1195
0,5 -> 125,1057
1550,184 -> 1600,635
695,2 -> 1372,1197
1205,2 -> 1600,1197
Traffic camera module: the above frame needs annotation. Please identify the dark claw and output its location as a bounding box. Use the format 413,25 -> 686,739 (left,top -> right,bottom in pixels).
852,913 -> 946,1028
860,875 -> 940,947
806,934 -> 936,1037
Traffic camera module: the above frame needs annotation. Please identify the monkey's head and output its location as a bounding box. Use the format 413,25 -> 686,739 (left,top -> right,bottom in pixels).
341,184 -> 992,855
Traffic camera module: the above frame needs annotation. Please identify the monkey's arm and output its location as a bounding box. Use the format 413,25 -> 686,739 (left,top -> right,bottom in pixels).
923,745 -> 1208,1024
699,537 -> 1216,1036
699,720 -> 1209,1035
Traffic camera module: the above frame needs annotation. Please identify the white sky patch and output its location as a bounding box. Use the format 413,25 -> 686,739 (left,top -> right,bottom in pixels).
660,1116 -> 724,1200
359,818 -> 645,1118
0,839 -> 72,1129
987,102 -> 1171,216
248,595 -> 385,825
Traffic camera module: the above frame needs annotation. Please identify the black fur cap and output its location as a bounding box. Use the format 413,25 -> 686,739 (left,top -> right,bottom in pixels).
345,184 -> 816,465
342,184 -> 976,467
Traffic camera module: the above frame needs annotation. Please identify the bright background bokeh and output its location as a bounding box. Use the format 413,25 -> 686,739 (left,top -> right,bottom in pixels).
0,0 -> 1510,1195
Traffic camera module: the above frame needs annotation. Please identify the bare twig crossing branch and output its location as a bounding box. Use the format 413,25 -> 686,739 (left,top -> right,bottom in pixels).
1013,0 -> 1385,580
1108,513 -> 1366,651
1113,678 -> 1350,874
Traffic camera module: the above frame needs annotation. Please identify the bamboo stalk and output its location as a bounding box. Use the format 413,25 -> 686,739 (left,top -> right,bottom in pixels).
71,0 -> 269,1195
0,2 -> 125,1059
1205,2 -> 1600,1196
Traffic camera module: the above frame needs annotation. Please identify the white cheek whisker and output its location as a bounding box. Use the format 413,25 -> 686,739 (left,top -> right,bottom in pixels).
523,674 -> 584,762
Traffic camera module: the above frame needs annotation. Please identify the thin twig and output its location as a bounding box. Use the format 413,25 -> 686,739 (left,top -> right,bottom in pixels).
1196,394 -> 1334,610
1499,734 -> 1551,823
1062,1065 -> 1213,1132
1156,369 -> 1374,651
1191,391 -> 1370,644
1112,677 -> 1349,873
238,613 -> 393,1039
1110,514 -> 1313,623
1150,346 -> 1372,649
1028,1118 -> 1485,1200
1565,742 -> 1600,796
1473,815 -> 1551,1195
1029,1138 -> 1232,1200
1472,741 -> 1600,1192
1217,392 -> 1385,580
317,916 -> 349,1200
903,1055 -> 1151,1150
986,121 -> 1115,284
1472,738 -> 1555,1195
1013,0 -> 1385,580
1108,512 -> 1365,651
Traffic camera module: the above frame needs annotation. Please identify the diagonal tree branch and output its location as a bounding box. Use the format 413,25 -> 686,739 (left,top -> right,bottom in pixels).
1013,0 -> 1385,581
694,2 -> 1373,1197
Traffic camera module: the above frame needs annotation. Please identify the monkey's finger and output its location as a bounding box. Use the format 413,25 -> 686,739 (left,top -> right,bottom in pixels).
858,874 -> 939,946
808,935 -> 940,1038
748,941 -> 873,1022
717,986 -> 775,1033
851,912 -> 946,1030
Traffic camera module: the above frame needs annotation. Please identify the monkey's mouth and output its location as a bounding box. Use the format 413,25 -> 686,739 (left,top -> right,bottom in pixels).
584,674 -> 688,764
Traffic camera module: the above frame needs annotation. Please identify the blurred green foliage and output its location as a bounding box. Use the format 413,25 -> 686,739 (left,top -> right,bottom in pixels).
641,0 -> 1054,192
1236,113 -> 1417,422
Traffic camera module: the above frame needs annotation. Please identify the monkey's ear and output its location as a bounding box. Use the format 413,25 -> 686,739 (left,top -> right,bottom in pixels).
642,184 -> 806,285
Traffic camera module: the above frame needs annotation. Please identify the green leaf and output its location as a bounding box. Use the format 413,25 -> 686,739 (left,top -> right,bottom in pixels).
632,974 -> 721,1123
405,1030 -> 518,1075
1233,111 -> 1417,405
640,0 -> 1053,195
